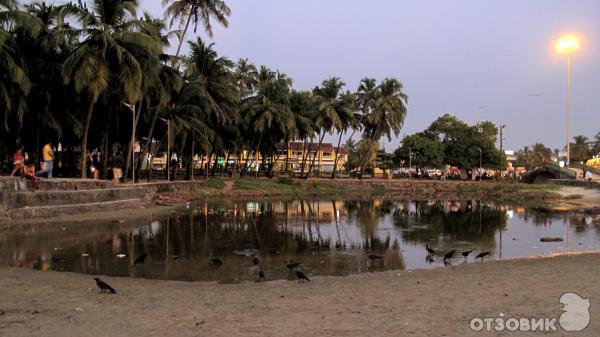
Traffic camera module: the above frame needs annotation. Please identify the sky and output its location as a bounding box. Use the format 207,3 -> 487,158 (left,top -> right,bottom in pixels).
87,1 -> 600,150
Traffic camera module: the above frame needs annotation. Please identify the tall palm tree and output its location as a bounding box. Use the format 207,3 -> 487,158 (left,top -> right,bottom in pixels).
162,0 -> 230,62
331,91 -> 358,179
233,58 -> 258,99
60,0 -> 162,177
358,78 -> 408,178
304,77 -> 349,178
0,0 -> 40,137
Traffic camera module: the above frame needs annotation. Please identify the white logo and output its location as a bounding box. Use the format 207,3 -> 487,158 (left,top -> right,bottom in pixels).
469,292 -> 590,333
559,292 -> 591,332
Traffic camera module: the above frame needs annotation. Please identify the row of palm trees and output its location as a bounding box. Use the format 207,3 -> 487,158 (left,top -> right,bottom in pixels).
1,0 -> 408,180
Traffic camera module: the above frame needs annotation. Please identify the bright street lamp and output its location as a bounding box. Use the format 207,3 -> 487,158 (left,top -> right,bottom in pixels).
555,34 -> 580,166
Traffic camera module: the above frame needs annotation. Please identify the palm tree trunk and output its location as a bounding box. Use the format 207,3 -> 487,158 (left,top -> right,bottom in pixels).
244,134 -> 263,176
124,101 -> 142,182
174,7 -> 195,65
81,95 -> 98,178
300,138 -> 310,177
331,130 -> 345,179
358,137 -> 378,179
305,132 -> 325,179
285,140 -> 290,173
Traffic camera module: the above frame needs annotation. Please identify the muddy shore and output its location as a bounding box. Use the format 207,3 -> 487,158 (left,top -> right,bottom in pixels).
1,253 -> 599,336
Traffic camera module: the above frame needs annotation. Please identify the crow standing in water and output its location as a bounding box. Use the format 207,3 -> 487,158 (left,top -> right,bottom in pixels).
425,244 -> 436,256
461,250 -> 473,262
476,252 -> 491,261
134,253 -> 148,266
210,258 -> 223,266
94,278 -> 116,294
443,250 -> 456,262
296,270 -> 311,282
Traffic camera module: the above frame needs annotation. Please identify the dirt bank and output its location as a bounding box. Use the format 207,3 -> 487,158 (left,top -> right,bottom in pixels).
1,253 -> 599,336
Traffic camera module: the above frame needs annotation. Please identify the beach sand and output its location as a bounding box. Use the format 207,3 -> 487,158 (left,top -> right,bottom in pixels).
1,253 -> 599,336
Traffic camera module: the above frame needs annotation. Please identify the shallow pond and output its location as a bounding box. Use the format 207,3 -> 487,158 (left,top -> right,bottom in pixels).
2,199 -> 599,283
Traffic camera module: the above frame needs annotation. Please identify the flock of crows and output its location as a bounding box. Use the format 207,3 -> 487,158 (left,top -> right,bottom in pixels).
93,247 -> 493,294
93,252 -> 311,294
425,244 -> 492,265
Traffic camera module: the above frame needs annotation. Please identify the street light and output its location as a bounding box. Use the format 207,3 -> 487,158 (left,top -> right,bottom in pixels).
555,34 -> 580,166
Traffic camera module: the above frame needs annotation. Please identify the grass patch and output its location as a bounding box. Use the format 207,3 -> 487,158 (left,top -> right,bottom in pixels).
563,194 -> 583,200
200,179 -> 226,190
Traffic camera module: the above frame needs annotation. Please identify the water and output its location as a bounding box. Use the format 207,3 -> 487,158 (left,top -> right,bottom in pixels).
2,199 -> 599,283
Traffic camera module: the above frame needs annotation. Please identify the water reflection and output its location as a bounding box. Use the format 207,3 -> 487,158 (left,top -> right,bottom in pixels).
1,199 -> 599,283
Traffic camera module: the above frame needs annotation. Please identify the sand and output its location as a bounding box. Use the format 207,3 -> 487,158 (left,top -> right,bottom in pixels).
556,186 -> 600,212
1,253 -> 599,337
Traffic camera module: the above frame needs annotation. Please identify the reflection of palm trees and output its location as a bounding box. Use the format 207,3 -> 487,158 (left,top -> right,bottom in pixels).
393,201 -> 506,251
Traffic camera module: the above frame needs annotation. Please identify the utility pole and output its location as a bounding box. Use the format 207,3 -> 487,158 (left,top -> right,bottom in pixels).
499,124 -> 506,168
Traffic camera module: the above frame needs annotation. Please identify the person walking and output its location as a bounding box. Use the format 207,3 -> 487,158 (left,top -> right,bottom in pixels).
10,145 -> 25,176
112,152 -> 124,184
36,142 -> 54,178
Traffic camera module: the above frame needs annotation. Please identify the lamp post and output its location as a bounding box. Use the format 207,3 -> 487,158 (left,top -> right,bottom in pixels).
555,34 -> 580,167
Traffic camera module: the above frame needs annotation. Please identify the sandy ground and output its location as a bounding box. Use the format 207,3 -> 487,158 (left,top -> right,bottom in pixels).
1,253 -> 599,337
557,186 -> 600,211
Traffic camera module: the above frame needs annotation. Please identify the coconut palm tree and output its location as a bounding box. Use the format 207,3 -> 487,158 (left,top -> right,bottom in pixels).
60,0 -> 162,177
570,135 -> 590,163
304,77 -> 349,178
358,78 -> 408,178
0,0 -> 40,139
331,91 -> 358,179
162,0 -> 230,62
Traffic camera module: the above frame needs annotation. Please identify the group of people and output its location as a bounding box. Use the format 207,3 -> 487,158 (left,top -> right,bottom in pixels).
10,143 -> 126,188
10,143 -> 54,190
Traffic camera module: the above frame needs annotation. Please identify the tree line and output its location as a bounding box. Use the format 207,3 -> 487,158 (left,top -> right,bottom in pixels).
1,0 -> 409,180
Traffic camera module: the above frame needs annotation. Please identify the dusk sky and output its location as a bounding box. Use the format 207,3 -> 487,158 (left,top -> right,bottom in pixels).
94,1 -> 600,150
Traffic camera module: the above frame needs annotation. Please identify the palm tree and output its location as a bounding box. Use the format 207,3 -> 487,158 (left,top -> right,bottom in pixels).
570,135 -> 590,163
331,91 -> 358,179
162,0 -> 230,62
233,58 -> 258,99
0,0 -> 40,139
591,132 -> 600,154
241,67 -> 292,175
358,78 -> 408,178
60,0 -> 162,177
303,77 -> 347,178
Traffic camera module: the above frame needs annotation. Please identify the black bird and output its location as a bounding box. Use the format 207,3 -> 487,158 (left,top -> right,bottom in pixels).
443,250 -> 456,262
253,256 -> 259,265
296,270 -> 311,282
475,252 -> 491,261
461,250 -> 473,261
134,253 -> 148,266
286,260 -> 301,270
425,244 -> 436,256
258,270 -> 265,281
94,277 -> 116,294
210,258 -> 223,266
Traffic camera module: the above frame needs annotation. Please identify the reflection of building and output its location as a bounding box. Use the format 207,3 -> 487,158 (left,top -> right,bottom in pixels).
270,200 -> 347,221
